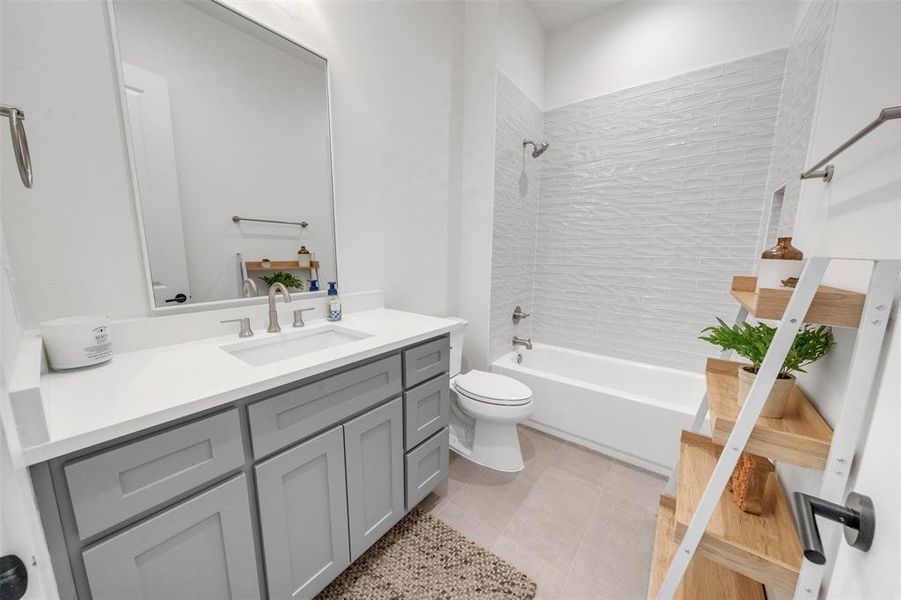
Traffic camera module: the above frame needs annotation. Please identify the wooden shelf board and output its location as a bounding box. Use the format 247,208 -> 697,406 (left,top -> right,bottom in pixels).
674,431 -> 803,596
245,260 -> 320,272
648,494 -> 765,600
706,358 -> 833,470
731,275 -> 865,328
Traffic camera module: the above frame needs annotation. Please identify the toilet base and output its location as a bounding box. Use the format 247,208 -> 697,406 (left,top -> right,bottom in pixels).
449,406 -> 527,472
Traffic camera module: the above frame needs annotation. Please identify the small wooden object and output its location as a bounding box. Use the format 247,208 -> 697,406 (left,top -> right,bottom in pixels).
728,452 -> 775,515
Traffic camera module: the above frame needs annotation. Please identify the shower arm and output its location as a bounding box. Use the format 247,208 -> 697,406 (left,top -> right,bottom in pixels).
0,104 -> 33,189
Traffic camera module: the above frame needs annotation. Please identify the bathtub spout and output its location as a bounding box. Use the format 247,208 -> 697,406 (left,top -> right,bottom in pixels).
513,336 -> 533,350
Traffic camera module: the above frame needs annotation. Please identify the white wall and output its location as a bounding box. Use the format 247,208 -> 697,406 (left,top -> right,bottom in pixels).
544,0 -> 799,109
785,1 -> 901,597
0,220 -> 56,598
0,0 -> 464,327
113,0 -> 336,303
458,1 -> 500,371
497,0 -> 546,109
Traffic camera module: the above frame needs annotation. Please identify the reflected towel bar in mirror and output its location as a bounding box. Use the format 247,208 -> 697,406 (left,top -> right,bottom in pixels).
1,104 -> 33,188
232,215 -> 309,228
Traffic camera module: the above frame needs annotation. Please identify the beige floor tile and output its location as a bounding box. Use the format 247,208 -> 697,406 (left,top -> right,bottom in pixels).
559,577 -> 602,599
569,494 -> 656,599
551,442 -> 616,488
417,490 -> 447,515
449,451 -> 482,482
450,468 -> 535,531
518,425 -> 564,481
524,466 -> 603,523
492,535 -> 569,600
603,463 -> 666,511
435,502 -> 501,549
502,504 -> 585,573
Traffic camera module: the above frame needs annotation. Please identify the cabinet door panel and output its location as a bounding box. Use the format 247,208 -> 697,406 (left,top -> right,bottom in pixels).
344,398 -> 404,560
256,426 -> 349,600
82,475 -> 259,600
405,427 -> 450,509
249,355 -> 401,459
402,337 -> 449,388
403,375 -> 449,450
66,409 -> 244,540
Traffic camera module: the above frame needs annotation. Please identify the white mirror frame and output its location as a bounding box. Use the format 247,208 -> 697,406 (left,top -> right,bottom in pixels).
105,0 -> 340,315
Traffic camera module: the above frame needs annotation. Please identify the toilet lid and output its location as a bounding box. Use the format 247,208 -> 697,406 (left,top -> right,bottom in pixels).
454,370 -> 532,406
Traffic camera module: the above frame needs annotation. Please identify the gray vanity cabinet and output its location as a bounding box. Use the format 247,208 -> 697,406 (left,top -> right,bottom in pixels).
344,397 -> 405,560
34,336 -> 452,600
255,425 -> 350,600
82,474 -> 260,600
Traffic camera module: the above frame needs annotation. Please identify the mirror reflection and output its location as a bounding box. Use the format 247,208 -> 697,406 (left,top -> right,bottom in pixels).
111,0 -> 336,308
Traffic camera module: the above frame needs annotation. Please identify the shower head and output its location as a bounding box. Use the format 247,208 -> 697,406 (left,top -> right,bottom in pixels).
523,139 -> 549,158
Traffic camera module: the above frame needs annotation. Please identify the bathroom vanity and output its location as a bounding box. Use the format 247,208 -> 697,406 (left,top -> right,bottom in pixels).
19,310 -> 455,600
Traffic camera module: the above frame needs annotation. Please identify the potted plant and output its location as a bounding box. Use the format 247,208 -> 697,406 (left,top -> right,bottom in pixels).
699,319 -> 834,418
260,272 -> 304,292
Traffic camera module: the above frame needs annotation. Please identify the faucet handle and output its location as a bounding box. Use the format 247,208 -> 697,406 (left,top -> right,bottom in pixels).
221,317 -> 254,338
512,305 -> 531,324
293,307 -> 316,328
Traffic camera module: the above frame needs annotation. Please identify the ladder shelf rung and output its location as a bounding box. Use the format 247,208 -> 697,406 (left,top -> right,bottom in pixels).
674,431 -> 803,596
706,358 -> 833,469
731,275 -> 865,328
649,494 -> 765,600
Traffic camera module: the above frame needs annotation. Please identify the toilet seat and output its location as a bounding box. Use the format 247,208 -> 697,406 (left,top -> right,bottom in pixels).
453,370 -> 532,406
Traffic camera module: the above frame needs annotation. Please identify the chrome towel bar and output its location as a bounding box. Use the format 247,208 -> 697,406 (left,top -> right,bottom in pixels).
232,215 -> 308,228
801,105 -> 901,182
1,104 -> 33,188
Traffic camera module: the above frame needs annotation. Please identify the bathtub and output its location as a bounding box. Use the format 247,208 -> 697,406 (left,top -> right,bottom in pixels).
491,344 -> 706,475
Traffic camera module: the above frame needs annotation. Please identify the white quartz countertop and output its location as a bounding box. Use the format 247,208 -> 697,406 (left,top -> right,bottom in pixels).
23,309 -> 459,465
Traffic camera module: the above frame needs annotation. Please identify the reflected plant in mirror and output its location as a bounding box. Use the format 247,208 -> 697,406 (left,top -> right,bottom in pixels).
109,0 -> 337,309
260,272 -> 304,292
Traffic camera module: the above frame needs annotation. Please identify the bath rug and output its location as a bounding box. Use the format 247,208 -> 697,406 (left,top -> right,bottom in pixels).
316,508 -> 537,599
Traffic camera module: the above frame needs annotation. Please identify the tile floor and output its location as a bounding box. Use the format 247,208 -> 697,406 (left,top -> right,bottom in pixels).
420,425 -> 666,600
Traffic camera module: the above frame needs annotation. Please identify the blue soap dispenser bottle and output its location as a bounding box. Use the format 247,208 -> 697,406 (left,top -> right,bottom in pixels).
327,281 -> 342,321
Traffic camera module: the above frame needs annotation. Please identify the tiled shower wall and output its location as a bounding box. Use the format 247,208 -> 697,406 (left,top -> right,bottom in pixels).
532,50 -> 787,370
489,50 -> 792,370
489,73 -> 543,361
764,0 -> 837,240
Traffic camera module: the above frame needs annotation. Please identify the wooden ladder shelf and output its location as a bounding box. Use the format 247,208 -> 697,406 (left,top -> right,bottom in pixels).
706,358 -> 833,469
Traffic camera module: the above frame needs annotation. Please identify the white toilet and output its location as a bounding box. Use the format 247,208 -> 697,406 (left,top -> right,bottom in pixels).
448,320 -> 534,472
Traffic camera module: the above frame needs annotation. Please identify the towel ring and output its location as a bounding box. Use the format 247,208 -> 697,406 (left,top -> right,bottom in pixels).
1,104 -> 33,189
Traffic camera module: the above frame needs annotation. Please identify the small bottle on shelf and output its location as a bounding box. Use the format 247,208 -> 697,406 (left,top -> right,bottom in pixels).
297,246 -> 311,268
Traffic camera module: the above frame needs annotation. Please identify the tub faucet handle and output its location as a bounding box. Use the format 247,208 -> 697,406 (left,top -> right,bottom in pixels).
512,305 -> 530,325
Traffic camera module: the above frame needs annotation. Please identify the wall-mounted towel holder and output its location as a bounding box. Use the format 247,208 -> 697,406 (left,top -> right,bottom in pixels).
0,104 -> 33,188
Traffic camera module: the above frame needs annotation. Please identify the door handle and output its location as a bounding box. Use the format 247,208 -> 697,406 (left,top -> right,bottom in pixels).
165,293 -> 187,303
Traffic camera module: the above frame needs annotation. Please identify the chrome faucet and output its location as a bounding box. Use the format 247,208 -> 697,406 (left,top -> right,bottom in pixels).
267,282 -> 292,333
512,336 -> 533,350
242,278 -> 258,298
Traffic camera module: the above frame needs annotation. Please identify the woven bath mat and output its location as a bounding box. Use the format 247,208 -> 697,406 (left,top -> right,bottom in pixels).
316,508 -> 537,599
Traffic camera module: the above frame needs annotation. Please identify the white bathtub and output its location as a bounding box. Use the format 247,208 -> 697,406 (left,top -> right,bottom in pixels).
491,344 -> 706,475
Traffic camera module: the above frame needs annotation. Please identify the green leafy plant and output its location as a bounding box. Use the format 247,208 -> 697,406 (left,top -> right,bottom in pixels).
699,318 -> 834,377
260,272 -> 303,291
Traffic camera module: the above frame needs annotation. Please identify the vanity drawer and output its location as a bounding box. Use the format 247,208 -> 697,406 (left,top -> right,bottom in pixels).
65,409 -> 244,540
248,354 -> 402,459
402,337 -> 449,388
403,374 -> 449,450
404,427 -> 449,510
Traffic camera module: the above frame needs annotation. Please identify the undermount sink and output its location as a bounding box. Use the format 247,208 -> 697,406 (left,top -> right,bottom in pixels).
222,325 -> 372,366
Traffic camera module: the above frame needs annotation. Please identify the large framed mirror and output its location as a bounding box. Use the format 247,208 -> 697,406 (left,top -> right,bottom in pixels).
108,0 -> 337,310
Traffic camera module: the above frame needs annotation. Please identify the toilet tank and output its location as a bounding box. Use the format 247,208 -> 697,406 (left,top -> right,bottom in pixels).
447,318 -> 468,377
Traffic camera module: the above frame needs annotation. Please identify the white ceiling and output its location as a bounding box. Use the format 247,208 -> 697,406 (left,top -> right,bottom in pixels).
526,0 -> 625,32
